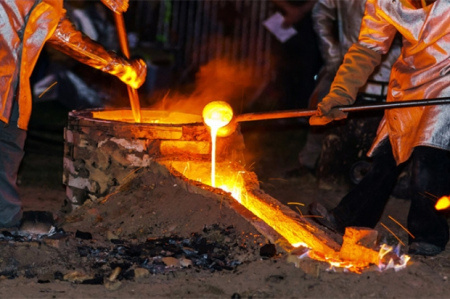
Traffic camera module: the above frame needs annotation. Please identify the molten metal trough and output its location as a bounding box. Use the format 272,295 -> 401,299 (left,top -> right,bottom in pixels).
162,160 -> 409,273
64,108 -> 409,273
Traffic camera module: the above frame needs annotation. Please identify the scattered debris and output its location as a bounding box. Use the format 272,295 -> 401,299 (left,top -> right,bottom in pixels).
260,243 -> 277,258
0,224 -> 262,284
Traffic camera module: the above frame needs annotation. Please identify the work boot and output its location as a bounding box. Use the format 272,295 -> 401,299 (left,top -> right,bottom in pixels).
408,242 -> 443,256
308,202 -> 344,234
19,211 -> 55,235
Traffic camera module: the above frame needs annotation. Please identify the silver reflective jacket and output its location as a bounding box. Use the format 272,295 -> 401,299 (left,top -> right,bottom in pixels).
0,0 -> 132,130
361,0 -> 450,164
312,0 -> 401,98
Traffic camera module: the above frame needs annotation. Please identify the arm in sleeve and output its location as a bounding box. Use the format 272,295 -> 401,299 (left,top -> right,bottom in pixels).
46,13 -> 146,89
358,0 -> 397,55
312,0 -> 341,73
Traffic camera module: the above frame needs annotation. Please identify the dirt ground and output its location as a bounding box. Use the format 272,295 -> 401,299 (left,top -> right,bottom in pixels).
3,102 -> 450,298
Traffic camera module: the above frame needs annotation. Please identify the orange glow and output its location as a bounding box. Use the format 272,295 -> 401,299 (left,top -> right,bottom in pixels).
147,100 -> 411,273
91,110 -> 202,124
381,223 -> 405,246
378,244 -> 410,272
163,160 -> 410,273
166,161 -> 336,253
202,101 -> 234,187
202,101 -> 233,129
388,215 -> 415,239
38,81 -> 58,98
435,196 -> 450,210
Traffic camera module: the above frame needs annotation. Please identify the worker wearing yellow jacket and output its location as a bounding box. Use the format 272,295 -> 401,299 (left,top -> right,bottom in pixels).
0,0 -> 146,228
309,0 -> 450,256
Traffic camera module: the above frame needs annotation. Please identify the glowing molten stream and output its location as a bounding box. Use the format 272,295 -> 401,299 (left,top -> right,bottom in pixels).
202,101 -> 233,187
166,160 -> 410,273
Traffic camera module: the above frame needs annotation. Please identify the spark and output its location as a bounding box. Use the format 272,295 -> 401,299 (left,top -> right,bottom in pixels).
287,202 -> 305,206
295,206 -> 303,216
424,191 -> 438,199
380,222 -> 405,246
38,81 -> 58,98
388,215 -> 415,239
100,190 -> 120,204
121,167 -> 143,183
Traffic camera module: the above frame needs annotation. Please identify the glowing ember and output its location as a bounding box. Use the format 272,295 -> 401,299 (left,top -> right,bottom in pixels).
202,101 -> 233,187
435,196 -> 450,210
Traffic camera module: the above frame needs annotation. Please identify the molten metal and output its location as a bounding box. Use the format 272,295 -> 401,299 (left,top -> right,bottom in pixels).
91,109 -> 202,124
164,160 -> 411,273
197,101 -> 410,273
202,101 -> 233,129
114,12 -> 142,123
202,101 -> 233,187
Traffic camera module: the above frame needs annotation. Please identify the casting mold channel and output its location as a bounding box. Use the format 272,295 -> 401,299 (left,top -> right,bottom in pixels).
63,108 -> 245,210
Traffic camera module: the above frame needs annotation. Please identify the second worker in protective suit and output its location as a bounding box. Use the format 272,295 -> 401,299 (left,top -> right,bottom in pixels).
309,0 -> 450,256
0,0 -> 146,229
291,0 -> 400,178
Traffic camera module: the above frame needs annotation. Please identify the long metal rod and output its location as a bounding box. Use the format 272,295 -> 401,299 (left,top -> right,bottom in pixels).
114,13 -> 142,123
235,97 -> 450,123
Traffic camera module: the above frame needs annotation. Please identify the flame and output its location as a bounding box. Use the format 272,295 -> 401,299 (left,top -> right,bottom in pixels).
435,196 -> 450,210
378,244 -> 410,272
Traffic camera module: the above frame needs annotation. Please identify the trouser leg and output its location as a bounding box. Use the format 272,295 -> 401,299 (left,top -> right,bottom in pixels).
0,102 -> 26,227
407,146 -> 450,249
331,140 -> 403,230
298,128 -> 325,170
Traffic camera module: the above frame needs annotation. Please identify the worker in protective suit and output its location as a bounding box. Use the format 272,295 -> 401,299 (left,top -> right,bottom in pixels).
291,0 -> 400,176
309,0 -> 450,256
0,0 -> 146,228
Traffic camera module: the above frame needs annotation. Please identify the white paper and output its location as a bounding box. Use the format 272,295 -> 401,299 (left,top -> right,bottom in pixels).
263,12 -> 297,43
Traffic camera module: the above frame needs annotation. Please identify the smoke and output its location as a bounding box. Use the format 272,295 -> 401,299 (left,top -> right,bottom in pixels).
152,57 -> 263,115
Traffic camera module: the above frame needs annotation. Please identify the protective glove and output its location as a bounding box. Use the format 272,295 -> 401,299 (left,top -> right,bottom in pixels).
102,53 -> 147,89
47,16 -> 146,88
310,43 -> 382,125
100,0 -> 129,14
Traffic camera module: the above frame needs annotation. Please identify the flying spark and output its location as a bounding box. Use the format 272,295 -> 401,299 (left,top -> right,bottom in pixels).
38,81 -> 58,98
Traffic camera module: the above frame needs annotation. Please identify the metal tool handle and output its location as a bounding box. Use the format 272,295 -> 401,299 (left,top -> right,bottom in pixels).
235,97 -> 450,123
114,13 -> 142,123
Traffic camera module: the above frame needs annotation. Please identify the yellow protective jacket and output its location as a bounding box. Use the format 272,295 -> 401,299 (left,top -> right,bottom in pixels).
0,0 -> 135,130
359,0 -> 450,164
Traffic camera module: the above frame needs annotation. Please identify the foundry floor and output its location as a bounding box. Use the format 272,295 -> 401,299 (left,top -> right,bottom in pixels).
7,100 -> 450,298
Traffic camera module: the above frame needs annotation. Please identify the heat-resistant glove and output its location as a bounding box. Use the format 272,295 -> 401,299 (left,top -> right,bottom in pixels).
101,53 -> 147,89
47,16 -> 146,89
310,43 -> 382,125
100,0 -> 129,14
